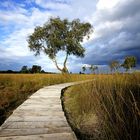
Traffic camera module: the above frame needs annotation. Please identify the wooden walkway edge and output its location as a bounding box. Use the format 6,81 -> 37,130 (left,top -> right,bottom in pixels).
0,82 -> 84,140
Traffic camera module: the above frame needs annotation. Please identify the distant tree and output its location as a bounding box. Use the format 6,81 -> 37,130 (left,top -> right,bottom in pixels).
41,70 -> 45,73
122,56 -> 137,72
31,65 -> 42,73
79,71 -> 84,74
20,66 -> 28,73
82,66 -> 86,73
7,70 -> 13,73
109,60 -> 120,73
28,17 -> 93,73
28,68 -> 32,73
89,64 -> 98,74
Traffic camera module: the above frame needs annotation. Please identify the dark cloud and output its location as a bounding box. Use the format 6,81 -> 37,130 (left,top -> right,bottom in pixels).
82,0 -> 140,69
0,51 -> 35,71
112,0 -> 140,21
94,0 -> 140,23
0,60 -> 22,71
0,52 -> 22,70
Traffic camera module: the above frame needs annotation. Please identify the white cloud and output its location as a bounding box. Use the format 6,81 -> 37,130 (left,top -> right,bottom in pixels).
0,0 -> 140,72
0,0 -> 96,72
28,8 -> 52,26
0,3 -> 53,59
35,0 -> 70,10
32,54 -> 57,72
0,11 -> 28,25
97,0 -> 120,10
0,28 -> 32,58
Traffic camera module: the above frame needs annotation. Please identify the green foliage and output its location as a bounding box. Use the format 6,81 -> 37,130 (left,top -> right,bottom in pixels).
20,66 -> 28,73
31,65 -> 41,73
89,64 -> 98,73
28,17 -> 93,73
122,56 -> 137,71
82,66 -> 86,73
20,65 -> 43,73
109,60 -> 120,72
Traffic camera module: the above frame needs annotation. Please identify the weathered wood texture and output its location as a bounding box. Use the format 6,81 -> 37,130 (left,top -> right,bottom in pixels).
0,82 -> 82,140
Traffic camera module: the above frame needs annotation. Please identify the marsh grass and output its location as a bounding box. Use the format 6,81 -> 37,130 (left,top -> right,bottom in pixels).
63,73 -> 140,140
0,73 -> 93,125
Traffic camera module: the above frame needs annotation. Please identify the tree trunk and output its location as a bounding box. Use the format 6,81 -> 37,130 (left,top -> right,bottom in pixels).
62,53 -> 69,73
52,57 -> 69,74
62,66 -> 69,73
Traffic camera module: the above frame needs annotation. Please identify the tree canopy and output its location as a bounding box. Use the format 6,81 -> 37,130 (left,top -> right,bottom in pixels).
109,60 -> 120,73
20,66 -> 28,73
89,64 -> 98,74
82,66 -> 86,73
20,65 -> 44,73
28,17 -> 93,73
31,65 -> 42,73
122,56 -> 137,71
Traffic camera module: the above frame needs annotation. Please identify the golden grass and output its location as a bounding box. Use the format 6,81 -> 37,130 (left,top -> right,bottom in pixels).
63,73 -> 140,140
0,73 -> 94,125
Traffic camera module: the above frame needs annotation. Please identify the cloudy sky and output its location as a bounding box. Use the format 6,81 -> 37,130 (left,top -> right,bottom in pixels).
0,0 -> 140,73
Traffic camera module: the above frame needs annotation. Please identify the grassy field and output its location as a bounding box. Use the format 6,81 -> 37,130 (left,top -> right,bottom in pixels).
63,73 -> 140,140
0,73 -> 94,125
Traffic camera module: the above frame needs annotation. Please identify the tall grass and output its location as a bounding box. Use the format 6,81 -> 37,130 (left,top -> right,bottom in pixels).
63,73 -> 140,140
0,73 -> 94,125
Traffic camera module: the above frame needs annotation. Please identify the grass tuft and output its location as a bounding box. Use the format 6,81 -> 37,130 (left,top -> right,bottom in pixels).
63,73 -> 140,140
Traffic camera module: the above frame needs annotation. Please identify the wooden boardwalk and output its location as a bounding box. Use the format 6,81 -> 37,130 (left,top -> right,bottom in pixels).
0,82 -> 79,140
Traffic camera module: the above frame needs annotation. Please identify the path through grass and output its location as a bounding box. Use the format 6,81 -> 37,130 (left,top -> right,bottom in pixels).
0,74 -> 94,125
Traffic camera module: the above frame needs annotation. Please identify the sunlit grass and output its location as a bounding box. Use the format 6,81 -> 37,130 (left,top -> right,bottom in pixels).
0,73 -> 94,125
63,73 -> 140,140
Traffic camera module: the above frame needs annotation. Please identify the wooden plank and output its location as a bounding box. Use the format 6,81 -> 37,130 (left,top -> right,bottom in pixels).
0,127 -> 72,136
1,121 -> 69,129
0,132 -> 77,140
0,82 -> 86,140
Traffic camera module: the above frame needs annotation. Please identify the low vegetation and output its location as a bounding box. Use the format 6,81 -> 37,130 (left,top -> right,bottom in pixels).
63,73 -> 140,140
0,73 -> 93,125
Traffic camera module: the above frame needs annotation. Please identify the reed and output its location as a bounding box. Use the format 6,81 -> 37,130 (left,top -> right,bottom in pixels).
63,73 -> 140,140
